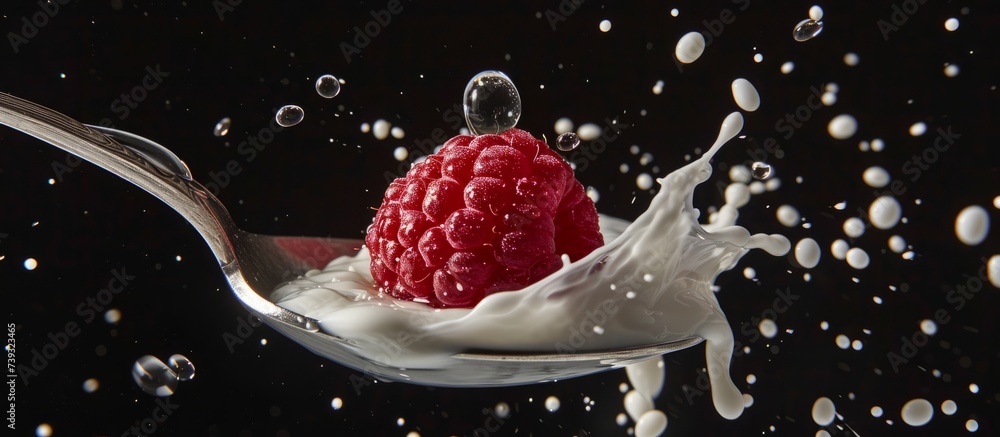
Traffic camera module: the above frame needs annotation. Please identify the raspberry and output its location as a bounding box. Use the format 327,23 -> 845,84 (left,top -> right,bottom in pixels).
366,129 -> 603,308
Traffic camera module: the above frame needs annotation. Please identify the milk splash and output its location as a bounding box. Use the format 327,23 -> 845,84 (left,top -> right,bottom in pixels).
272,112 -> 789,420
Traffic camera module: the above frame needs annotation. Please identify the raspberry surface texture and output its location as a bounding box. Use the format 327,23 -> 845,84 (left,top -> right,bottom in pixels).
366,128 -> 604,308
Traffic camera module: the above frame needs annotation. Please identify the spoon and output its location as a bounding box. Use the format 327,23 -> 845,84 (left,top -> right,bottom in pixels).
0,92 -> 702,386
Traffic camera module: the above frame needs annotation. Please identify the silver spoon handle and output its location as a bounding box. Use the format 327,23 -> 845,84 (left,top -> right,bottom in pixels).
0,92 -> 236,264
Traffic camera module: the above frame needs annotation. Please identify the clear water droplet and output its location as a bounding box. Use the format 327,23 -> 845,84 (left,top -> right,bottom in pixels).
132,355 -> 178,397
793,19 -> 823,42
213,117 -> 231,137
167,354 -> 196,381
751,162 -> 772,180
556,132 -> 581,151
315,74 -> 341,99
463,71 -> 521,136
276,105 -> 304,127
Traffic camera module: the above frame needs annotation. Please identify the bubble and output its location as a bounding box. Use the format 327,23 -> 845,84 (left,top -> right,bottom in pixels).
827,114 -> 858,139
24,258 -> 38,270
635,410 -> 668,437
812,397 -> 836,426
955,205 -> 989,246
751,162 -> 771,180
599,20 -> 612,32
556,132 -> 581,151
213,117 -> 231,137
793,19 -> 824,42
463,70 -> 521,136
675,32 -> 706,64
731,78 -> 760,112
132,355 -> 179,396
168,354 -> 196,381
544,395 -> 561,412
901,398 -> 933,426
315,74 -> 341,98
275,105 -> 304,127
944,18 -> 959,31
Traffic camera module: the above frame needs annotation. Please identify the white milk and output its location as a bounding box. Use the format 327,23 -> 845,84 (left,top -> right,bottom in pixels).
272,112 -> 789,420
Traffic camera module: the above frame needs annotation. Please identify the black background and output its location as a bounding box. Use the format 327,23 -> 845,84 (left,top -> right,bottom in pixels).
2,1 -> 998,436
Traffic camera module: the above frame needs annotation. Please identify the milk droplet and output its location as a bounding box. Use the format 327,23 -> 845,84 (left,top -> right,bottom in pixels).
780,61 -> 795,74
82,378 -> 100,393
23,258 -> 38,270
944,64 -> 960,77
556,132 -> 581,151
821,91 -> 837,106
743,267 -> 756,279
167,354 -> 196,381
888,235 -> 907,253
944,18 -> 959,31
495,402 -> 511,418
636,173 -> 654,190
725,183 -> 750,208
544,396 -> 561,412
919,319 -> 937,336
793,19 -> 824,42
315,74 -> 341,98
670,8 -> 679,17
373,119 -> 391,140
625,356 -> 665,400
554,117 -> 574,134
35,424 -> 53,437
275,105 -> 304,127
808,5 -> 824,21
969,383 -> 979,393
776,205 -> 800,227
843,217 -> 865,238
831,240 -> 849,260
624,390 -> 654,421
871,406 -> 884,417
131,355 -> 179,396
390,127 -> 405,139
753,53 -> 763,63
393,147 -> 409,161
104,309 -> 121,324
869,196 -> 902,230
360,122 -> 371,133
827,114 -> 858,139
871,138 -> 886,152
731,78 -> 760,112
941,400 -> 957,415
835,334 -> 850,349
729,164 -> 751,183
812,397 -> 836,426
599,19 -> 612,32
577,123 -> 602,141
967,419 -> 979,432
909,122 -> 927,136
213,117 -> 231,137
463,71 -> 521,136
331,397 -> 344,410
616,413 -> 628,426
675,32 -> 706,64
843,52 -> 859,66
901,398 -> 933,426
635,410 -> 668,437
862,166 -> 890,188
758,319 -> 778,339
795,238 -> 821,269
987,255 -> 1000,288
955,205 -> 989,245
846,248 -> 870,269
652,80 -> 664,95
751,162 -> 771,180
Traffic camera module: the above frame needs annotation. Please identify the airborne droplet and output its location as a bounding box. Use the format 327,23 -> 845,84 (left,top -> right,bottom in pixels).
213,117 -> 231,137
276,105 -> 304,127
462,71 -> 522,136
555,132 -> 581,151
751,162 -> 771,180
167,354 -> 196,381
315,74 -> 341,99
131,355 -> 179,397
792,19 -> 823,42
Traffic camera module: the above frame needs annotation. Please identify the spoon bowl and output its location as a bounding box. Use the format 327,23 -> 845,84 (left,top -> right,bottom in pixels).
0,92 -> 702,386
